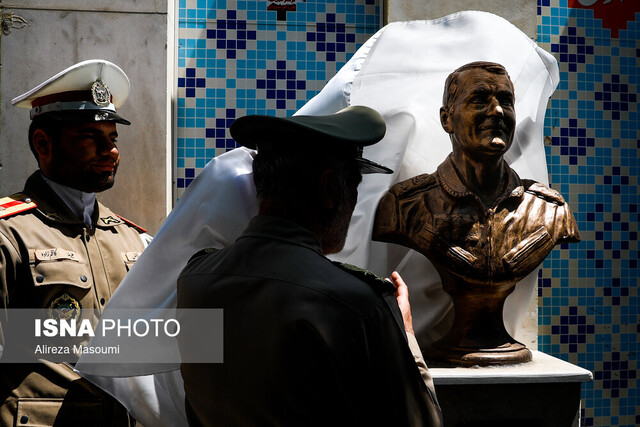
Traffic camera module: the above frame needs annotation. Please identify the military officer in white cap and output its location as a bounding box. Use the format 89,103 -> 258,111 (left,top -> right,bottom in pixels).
0,60 -> 147,426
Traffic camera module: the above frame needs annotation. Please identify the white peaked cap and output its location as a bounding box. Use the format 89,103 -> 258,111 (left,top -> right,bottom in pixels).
12,59 -> 130,124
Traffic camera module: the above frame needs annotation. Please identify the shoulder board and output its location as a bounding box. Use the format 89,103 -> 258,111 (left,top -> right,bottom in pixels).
332,262 -> 396,295
114,214 -> 148,233
0,194 -> 37,219
523,180 -> 565,205
188,247 -> 220,263
392,173 -> 436,198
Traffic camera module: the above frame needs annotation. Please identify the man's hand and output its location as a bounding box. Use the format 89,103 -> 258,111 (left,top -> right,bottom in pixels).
390,271 -> 414,335
391,273 -> 442,422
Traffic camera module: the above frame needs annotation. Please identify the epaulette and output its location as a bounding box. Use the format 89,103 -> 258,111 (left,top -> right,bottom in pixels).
114,214 -> 148,233
332,262 -> 396,295
523,180 -> 565,205
188,247 -> 220,263
0,194 -> 37,219
392,173 -> 436,198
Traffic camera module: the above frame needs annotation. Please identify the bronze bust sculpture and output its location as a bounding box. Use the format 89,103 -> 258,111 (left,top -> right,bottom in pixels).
373,62 -> 580,366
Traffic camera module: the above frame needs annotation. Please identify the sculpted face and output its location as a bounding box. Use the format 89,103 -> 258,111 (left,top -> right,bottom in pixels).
441,68 -> 516,160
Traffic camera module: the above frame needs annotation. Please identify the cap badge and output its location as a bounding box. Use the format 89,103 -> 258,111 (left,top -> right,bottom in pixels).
91,79 -> 111,107
95,112 -> 110,122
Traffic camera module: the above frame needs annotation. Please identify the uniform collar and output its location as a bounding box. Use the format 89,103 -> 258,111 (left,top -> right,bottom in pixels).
240,215 -> 324,256
23,172 -> 86,224
40,174 -> 96,226
436,154 -> 525,203
23,172 -> 124,229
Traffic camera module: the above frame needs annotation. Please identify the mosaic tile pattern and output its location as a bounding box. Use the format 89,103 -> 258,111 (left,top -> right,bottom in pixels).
176,0 -> 379,196
537,1 -> 639,426
177,1 -> 638,426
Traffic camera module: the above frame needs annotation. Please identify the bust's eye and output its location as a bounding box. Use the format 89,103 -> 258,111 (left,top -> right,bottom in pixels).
469,95 -> 486,107
501,97 -> 514,107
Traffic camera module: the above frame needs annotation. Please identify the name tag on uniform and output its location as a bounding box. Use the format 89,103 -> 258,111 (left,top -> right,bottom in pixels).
121,251 -> 141,271
124,252 -> 141,263
34,248 -> 81,262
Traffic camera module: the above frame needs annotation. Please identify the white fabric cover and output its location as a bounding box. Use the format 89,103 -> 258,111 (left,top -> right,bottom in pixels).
77,11 -> 559,426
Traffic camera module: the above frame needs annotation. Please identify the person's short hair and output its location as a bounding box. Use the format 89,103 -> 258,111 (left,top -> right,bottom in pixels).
28,115 -> 64,164
442,61 -> 514,108
252,148 -> 361,208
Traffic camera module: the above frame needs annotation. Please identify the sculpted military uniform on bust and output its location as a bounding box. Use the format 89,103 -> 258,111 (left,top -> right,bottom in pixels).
376,158 -> 579,285
373,62 -> 580,365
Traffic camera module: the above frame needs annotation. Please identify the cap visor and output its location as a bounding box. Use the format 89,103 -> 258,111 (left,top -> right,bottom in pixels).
38,110 -> 130,125
357,157 -> 393,174
105,112 -> 131,125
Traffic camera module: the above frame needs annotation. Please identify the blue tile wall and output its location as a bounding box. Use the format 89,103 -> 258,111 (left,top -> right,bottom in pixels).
537,1 -> 639,426
176,0 -> 380,197
177,1 -> 639,426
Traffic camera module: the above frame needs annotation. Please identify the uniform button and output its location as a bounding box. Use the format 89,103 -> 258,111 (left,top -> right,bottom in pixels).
36,275 -> 44,283
20,415 -> 29,424
100,298 -> 106,306
80,275 -> 88,282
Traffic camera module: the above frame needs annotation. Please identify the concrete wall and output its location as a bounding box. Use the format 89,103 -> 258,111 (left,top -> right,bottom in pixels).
385,0 -> 537,39
0,1 -> 170,233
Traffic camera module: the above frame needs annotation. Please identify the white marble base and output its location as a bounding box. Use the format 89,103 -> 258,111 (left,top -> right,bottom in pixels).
429,351 -> 593,427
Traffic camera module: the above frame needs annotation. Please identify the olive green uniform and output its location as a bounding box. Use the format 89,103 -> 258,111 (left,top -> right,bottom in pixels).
0,172 -> 145,426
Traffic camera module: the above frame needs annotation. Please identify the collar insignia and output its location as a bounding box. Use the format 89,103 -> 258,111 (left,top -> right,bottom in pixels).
45,212 -> 64,221
100,215 -> 122,226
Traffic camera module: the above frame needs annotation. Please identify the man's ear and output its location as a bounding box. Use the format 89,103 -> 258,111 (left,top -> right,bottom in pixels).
318,169 -> 340,210
32,129 -> 53,162
440,106 -> 453,134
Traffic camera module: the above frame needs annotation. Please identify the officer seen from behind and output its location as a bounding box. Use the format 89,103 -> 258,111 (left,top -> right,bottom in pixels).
177,106 -> 442,426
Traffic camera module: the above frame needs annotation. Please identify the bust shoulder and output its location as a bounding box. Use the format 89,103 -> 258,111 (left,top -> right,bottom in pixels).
388,173 -> 437,199
522,179 -> 566,205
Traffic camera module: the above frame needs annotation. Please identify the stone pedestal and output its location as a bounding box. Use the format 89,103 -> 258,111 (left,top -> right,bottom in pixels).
429,351 -> 593,427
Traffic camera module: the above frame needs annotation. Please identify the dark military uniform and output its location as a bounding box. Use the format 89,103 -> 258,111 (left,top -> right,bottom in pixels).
0,172 -> 145,426
178,215 -> 442,427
